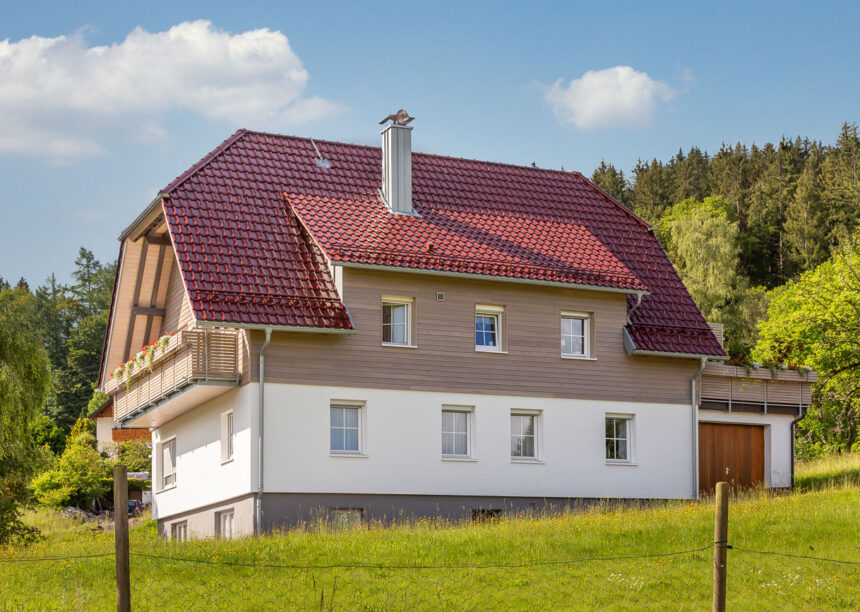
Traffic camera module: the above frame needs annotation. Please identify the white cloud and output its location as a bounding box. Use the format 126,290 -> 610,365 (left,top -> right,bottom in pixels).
543,66 -> 678,130
0,21 -> 347,161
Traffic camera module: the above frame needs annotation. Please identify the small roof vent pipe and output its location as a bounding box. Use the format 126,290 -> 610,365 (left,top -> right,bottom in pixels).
379,109 -> 414,214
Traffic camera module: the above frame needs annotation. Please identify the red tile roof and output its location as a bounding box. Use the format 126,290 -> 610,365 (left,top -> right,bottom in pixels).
161,129 -> 724,356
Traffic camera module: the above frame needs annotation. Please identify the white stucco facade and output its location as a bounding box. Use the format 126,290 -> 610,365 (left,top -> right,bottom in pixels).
95,417 -> 114,453
151,381 -> 799,536
151,384 -> 257,522
260,383 -> 697,500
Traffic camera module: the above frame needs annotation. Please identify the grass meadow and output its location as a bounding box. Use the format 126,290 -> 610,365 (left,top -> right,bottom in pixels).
1,455 -> 858,610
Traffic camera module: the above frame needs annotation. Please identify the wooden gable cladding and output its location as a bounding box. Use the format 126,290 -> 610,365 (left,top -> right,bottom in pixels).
102,204 -> 197,383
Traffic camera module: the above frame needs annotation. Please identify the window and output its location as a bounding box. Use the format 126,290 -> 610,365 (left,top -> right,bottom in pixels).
382,297 -> 412,345
475,305 -> 504,352
220,410 -> 234,463
605,416 -> 632,462
330,508 -> 363,530
561,312 -> 590,358
216,510 -> 234,540
442,408 -> 471,457
160,438 -> 176,490
170,521 -> 187,542
330,404 -> 362,454
511,412 -> 538,459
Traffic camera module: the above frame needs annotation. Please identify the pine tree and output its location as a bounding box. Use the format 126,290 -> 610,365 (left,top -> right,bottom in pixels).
591,161 -> 629,206
821,122 -> 860,245
630,159 -> 670,224
785,146 -> 828,271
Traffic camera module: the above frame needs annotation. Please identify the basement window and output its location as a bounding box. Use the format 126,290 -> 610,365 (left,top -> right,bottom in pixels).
330,508 -> 363,530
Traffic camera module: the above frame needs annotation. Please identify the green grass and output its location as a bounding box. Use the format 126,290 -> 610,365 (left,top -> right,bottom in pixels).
795,452 -> 860,492
2,485 -> 858,609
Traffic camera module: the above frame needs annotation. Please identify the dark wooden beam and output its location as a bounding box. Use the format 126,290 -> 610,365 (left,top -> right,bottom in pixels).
130,213 -> 165,242
142,244 -> 167,342
132,306 -> 166,317
122,241 -> 148,359
144,235 -> 172,246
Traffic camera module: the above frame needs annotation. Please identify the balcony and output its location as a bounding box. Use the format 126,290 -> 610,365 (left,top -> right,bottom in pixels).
699,362 -> 816,417
107,329 -> 241,428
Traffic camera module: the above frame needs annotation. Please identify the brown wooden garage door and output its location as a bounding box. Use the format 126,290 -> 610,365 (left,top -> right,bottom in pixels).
699,422 -> 764,494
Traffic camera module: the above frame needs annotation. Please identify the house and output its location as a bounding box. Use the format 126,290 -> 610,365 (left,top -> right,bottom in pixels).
97,113 -> 815,540
88,397 -> 150,453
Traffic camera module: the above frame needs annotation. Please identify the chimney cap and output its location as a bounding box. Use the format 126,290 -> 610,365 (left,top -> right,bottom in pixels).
379,109 -> 415,126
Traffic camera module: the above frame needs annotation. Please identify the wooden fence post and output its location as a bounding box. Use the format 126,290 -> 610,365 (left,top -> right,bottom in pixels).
114,464 -> 131,612
712,481 -> 729,612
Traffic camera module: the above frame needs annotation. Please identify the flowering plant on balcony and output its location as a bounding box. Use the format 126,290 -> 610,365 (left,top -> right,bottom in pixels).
110,333 -> 177,390
728,355 -> 812,379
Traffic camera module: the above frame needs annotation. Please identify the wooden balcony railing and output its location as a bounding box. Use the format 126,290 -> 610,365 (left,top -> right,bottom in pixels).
699,362 -> 816,416
108,329 -> 240,425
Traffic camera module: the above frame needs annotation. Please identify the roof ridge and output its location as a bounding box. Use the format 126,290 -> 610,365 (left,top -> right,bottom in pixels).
163,129 -> 248,194
243,129 -> 604,178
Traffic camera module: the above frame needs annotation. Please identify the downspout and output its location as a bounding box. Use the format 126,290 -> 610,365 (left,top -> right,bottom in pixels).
790,409 -> 806,489
690,357 -> 708,500
256,327 -> 272,536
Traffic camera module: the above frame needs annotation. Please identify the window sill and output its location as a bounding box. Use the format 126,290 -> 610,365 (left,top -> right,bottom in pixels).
220,458 -> 234,466
441,456 -> 477,462
157,483 -> 177,494
511,458 -> 544,464
381,343 -> 418,349
605,460 -> 638,466
329,452 -> 369,458
561,355 -> 597,361
475,348 -> 508,354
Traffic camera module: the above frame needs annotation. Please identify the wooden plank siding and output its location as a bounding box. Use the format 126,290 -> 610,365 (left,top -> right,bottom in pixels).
247,268 -> 698,404
162,257 -> 195,335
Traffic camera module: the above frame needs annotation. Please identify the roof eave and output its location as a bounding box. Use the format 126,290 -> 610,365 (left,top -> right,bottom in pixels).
622,327 -> 727,361
195,319 -> 357,334
331,261 -> 649,296
118,193 -> 166,241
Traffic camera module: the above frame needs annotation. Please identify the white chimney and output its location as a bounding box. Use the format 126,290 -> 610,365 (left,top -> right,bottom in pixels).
380,112 -> 413,214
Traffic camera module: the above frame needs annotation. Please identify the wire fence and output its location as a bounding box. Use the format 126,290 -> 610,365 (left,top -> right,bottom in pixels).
1,541 -> 857,610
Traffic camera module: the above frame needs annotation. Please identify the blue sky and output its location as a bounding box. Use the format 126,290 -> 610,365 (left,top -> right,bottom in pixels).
1,1 -> 858,285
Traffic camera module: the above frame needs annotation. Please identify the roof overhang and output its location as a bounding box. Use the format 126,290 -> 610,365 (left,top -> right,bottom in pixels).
622,327 -> 727,361
88,396 -> 114,420
118,193 -> 166,241
331,260 -> 649,297
195,319 -> 357,334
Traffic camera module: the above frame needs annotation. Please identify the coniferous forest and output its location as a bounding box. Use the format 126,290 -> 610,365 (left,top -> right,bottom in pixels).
0,123 -> 858,539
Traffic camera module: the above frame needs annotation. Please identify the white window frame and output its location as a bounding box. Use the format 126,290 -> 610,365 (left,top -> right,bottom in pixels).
441,405 -> 474,460
605,414 -> 634,464
510,409 -> 542,462
475,304 -> 505,353
216,509 -> 235,540
158,437 -> 176,491
220,410 -> 234,464
170,521 -> 187,542
561,311 -> 592,359
329,401 -> 366,457
381,296 -> 414,347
